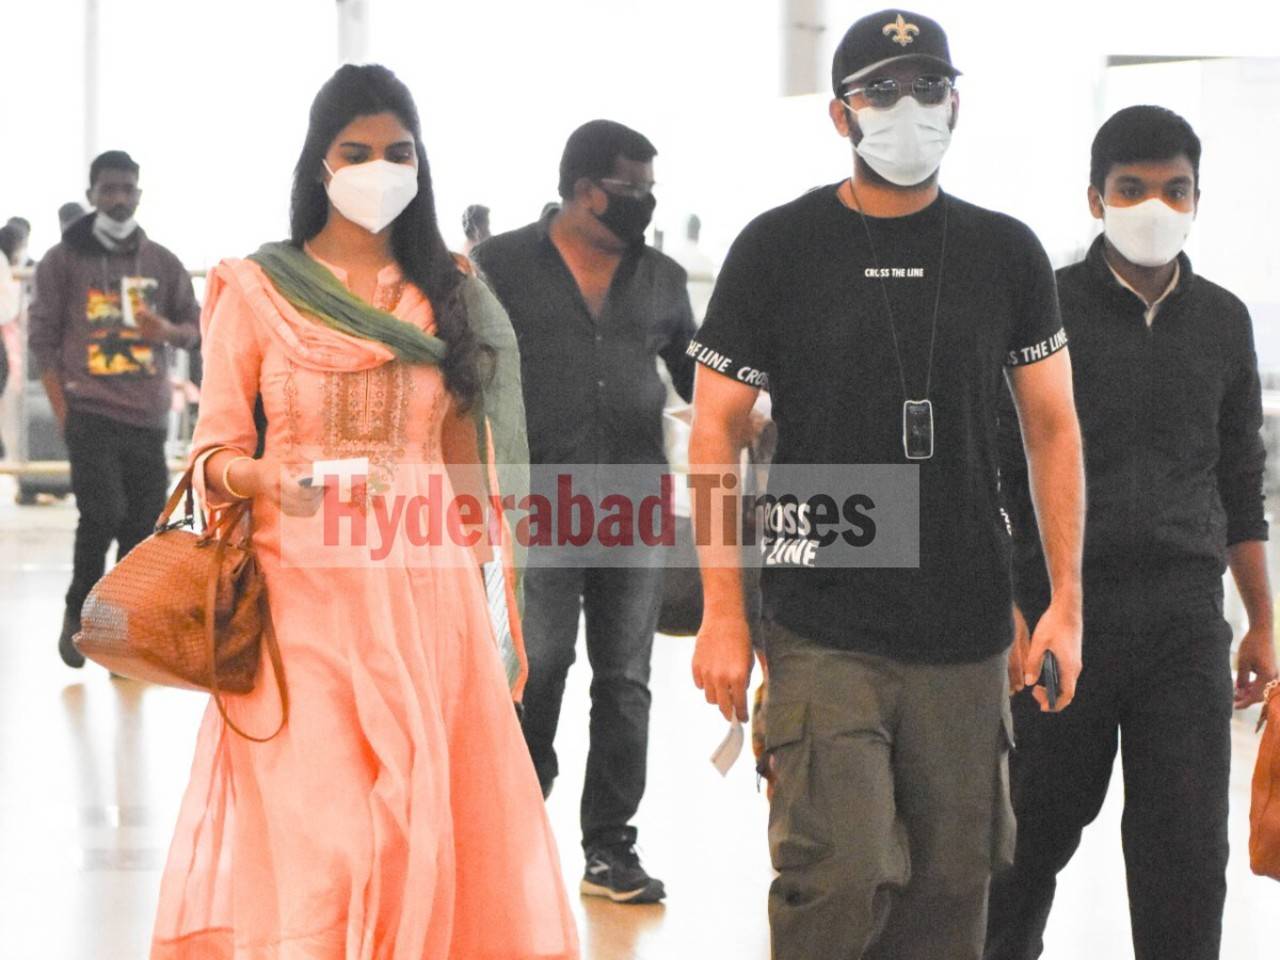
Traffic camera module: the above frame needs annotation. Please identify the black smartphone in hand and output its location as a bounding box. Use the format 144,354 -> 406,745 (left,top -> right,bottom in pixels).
1041,651 -> 1060,710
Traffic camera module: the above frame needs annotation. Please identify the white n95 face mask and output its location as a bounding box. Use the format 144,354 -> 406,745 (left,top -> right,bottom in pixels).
323,159 -> 419,234
1101,197 -> 1194,267
852,98 -> 953,187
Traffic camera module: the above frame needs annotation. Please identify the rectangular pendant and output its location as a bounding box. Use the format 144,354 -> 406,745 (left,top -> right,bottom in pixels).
903,399 -> 934,460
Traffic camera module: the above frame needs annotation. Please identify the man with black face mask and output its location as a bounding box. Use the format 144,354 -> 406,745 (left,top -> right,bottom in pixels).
688,10 -> 1084,959
472,119 -> 695,905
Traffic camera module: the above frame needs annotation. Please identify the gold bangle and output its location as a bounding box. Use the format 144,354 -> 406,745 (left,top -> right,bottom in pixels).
222,455 -> 255,500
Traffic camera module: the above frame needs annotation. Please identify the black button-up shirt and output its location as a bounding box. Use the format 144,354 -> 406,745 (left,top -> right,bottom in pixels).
1003,235 -> 1268,607
473,211 -> 696,465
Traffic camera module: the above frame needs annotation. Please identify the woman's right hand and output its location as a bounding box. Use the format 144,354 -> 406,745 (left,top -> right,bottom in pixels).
252,460 -> 325,517
224,456 -> 324,518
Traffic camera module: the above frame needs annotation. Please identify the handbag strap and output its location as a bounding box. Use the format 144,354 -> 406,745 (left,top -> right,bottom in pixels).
1259,679 -> 1279,734
204,505 -> 290,742
155,464 -> 196,533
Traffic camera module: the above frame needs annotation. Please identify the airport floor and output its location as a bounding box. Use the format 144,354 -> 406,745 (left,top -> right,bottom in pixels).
0,477 -> 1275,959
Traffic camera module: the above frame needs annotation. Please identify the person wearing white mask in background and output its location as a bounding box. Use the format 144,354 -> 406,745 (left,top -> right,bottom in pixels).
687,9 -> 1084,958
28,150 -> 201,668
986,105 -> 1277,960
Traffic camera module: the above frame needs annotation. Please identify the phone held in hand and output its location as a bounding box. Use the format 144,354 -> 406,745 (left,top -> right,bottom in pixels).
1041,650 -> 1061,710
298,457 -> 370,490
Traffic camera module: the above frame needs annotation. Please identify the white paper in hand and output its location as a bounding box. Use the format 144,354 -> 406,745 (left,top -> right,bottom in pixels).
710,720 -> 745,777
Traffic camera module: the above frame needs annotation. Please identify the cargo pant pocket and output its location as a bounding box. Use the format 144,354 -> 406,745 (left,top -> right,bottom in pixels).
991,697 -> 1018,872
766,701 -> 831,870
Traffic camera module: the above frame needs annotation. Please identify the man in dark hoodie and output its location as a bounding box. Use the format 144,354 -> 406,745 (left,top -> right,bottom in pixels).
29,150 -> 200,668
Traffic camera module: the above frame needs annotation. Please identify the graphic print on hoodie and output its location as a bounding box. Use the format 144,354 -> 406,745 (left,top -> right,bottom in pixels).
85,276 -> 159,377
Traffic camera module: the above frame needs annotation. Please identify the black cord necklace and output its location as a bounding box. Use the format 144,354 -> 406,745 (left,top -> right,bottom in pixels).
848,180 -> 949,460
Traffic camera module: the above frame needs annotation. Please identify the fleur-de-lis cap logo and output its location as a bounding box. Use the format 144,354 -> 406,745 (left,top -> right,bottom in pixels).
883,13 -> 920,47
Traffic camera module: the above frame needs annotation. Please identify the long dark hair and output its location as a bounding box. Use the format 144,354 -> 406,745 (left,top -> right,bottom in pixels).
290,64 -> 487,410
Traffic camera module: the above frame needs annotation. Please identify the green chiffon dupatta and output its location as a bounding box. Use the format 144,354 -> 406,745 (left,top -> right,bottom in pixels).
249,241 -> 530,688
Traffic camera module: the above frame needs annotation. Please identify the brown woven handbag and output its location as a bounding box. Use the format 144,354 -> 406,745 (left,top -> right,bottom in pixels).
1251,678 -> 1280,879
74,465 -> 288,742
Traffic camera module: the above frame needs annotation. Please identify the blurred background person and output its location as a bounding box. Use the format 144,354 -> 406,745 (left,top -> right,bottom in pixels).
670,213 -> 716,324
4,217 -> 33,267
461,202 -> 490,255
0,224 -> 22,458
27,149 -> 200,668
57,201 -> 87,235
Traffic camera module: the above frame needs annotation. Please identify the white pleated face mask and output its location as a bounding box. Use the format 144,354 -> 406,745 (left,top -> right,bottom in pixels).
323,159 -> 419,234
93,211 -> 138,241
852,97 -> 953,187
1101,197 -> 1194,267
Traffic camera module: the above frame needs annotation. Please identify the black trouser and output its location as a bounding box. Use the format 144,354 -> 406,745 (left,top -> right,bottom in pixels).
985,572 -> 1233,960
64,409 -> 170,616
520,561 -> 664,852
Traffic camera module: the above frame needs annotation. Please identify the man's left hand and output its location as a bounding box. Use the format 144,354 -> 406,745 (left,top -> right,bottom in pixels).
1024,596 -> 1083,712
1235,626 -> 1278,709
134,306 -> 175,344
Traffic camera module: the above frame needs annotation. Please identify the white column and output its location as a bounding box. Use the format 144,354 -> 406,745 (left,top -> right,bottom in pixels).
336,0 -> 372,65
84,0 -> 99,168
781,0 -> 825,97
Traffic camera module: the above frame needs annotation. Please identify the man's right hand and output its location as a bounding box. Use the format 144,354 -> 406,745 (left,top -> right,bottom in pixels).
40,370 -> 67,431
692,613 -> 754,722
1008,603 -> 1031,695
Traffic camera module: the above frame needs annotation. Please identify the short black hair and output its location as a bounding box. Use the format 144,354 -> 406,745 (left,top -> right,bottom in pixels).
1090,105 -> 1201,194
557,120 -> 657,201
89,150 -> 140,188
462,204 -> 490,241
0,225 -> 20,261
58,202 -> 86,229
5,216 -> 30,237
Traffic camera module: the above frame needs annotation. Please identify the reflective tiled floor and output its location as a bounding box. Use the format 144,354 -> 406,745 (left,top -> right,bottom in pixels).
0,477 -> 1274,958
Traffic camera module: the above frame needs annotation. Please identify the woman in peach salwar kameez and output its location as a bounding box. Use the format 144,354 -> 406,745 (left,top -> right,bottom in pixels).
151,65 -> 579,959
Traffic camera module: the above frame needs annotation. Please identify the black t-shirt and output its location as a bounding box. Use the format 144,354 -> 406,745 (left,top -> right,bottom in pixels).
692,184 -> 1064,663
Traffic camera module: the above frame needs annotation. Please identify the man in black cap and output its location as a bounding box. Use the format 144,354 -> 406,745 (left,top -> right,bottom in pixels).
688,10 -> 1085,958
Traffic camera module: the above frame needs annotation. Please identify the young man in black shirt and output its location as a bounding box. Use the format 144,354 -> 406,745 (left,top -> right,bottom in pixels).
984,106 -> 1277,960
688,11 -> 1085,958
472,120 -> 695,905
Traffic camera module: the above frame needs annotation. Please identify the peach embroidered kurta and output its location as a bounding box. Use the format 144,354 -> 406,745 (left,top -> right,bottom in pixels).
151,256 -> 578,959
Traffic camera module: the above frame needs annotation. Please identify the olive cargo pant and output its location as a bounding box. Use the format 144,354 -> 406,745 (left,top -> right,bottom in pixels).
764,621 -> 1015,960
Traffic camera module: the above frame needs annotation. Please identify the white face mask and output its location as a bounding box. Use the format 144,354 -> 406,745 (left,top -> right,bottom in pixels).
1100,197 -> 1194,267
93,211 -> 138,241
852,97 -> 953,187
323,158 -> 419,234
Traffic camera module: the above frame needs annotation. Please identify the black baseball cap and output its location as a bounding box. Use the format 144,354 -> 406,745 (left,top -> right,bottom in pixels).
831,9 -> 960,97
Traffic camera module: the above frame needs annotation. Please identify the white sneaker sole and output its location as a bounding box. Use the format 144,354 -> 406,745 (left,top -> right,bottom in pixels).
579,878 -> 665,904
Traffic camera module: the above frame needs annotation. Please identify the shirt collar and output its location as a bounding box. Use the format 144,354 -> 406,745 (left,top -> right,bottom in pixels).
1106,257 -> 1179,313
1086,234 -> 1193,324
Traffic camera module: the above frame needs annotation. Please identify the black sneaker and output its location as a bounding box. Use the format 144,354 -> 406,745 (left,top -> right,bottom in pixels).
58,610 -> 85,669
581,843 -> 666,904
